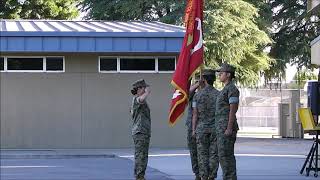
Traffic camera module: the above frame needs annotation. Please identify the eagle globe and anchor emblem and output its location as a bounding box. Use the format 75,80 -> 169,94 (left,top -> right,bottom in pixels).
172,18 -> 203,100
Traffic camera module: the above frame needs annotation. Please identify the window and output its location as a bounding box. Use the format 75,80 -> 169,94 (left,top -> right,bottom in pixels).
120,58 -> 155,71
0,57 -> 3,71
7,57 -> 43,71
100,57 -> 117,71
99,56 -> 176,73
1,56 -> 65,72
46,57 -> 64,71
158,57 -> 176,71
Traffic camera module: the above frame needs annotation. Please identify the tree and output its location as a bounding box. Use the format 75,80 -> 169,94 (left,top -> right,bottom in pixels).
80,0 -> 185,24
80,0 -> 272,86
204,0 -> 272,86
264,0 -> 320,81
0,0 -> 21,19
0,0 -> 79,19
289,68 -> 318,88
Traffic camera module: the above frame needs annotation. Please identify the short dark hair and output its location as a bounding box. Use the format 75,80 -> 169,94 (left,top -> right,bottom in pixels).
203,74 -> 216,85
229,71 -> 235,79
131,87 -> 138,95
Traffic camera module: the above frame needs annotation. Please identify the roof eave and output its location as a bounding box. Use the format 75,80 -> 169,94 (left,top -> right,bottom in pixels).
311,35 -> 320,46
0,31 -> 185,38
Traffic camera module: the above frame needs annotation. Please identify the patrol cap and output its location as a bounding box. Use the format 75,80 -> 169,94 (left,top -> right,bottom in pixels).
202,69 -> 216,76
216,63 -> 235,73
132,79 -> 149,88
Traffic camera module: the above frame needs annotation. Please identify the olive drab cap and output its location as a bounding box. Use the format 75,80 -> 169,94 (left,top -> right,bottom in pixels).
216,63 -> 236,73
202,69 -> 216,76
132,79 -> 149,88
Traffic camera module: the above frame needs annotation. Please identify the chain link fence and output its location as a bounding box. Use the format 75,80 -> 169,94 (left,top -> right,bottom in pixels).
237,88 -> 307,137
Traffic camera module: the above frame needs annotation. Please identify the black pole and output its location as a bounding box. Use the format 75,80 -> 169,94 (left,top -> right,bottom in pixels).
318,68 -> 320,82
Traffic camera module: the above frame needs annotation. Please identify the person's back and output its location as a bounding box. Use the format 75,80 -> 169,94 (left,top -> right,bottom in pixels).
194,85 -> 219,134
192,69 -> 220,180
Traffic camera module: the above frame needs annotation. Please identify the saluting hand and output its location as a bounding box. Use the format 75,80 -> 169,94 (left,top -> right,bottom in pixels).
145,86 -> 151,94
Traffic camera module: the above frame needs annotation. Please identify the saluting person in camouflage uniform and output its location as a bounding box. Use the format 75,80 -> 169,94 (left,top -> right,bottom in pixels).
186,75 -> 201,180
130,79 -> 151,180
192,69 -> 220,180
215,63 -> 240,180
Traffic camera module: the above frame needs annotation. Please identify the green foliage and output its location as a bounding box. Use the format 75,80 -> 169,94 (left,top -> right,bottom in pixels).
288,69 -> 318,89
0,0 -> 79,19
0,0 -> 21,19
244,0 -> 273,34
80,0 -> 186,24
294,69 -> 318,81
80,0 -> 273,86
264,0 -> 320,81
204,0 -> 273,86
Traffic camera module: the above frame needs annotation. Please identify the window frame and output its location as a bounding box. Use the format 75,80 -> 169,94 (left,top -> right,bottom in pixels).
98,56 -> 119,73
45,56 -> 65,73
157,56 -> 176,73
98,56 -> 176,73
119,56 -> 157,73
0,56 -> 65,73
0,57 -> 5,72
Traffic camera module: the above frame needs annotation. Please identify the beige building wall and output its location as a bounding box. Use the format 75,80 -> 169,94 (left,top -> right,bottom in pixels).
0,53 -> 187,149
311,38 -> 320,65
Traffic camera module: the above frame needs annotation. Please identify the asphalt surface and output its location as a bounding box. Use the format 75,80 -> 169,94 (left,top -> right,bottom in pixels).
1,138 -> 319,180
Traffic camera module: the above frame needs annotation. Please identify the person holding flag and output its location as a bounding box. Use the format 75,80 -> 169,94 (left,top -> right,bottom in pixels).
169,0 -> 204,125
185,74 -> 202,180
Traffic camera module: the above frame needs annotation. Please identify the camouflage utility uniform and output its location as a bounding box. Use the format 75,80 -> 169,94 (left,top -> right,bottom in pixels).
131,96 -> 151,180
215,81 -> 239,180
193,85 -> 220,180
186,91 -> 199,178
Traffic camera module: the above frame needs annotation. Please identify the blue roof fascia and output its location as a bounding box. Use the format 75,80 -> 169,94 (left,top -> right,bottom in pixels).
311,35 -> 320,46
1,31 -> 185,38
0,36 -> 183,53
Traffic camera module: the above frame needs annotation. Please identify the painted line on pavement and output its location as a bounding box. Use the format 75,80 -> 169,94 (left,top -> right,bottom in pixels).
120,153 -> 305,158
1,166 -> 63,168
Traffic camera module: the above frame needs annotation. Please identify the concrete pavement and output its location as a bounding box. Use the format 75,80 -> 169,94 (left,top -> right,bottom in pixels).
1,138 -> 318,180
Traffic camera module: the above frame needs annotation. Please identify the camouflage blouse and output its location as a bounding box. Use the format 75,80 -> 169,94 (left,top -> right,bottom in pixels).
131,96 -> 151,136
193,85 -> 220,133
215,81 -> 240,132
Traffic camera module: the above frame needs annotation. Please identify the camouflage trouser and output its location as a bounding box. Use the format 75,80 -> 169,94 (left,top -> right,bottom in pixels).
216,131 -> 237,180
133,133 -> 150,179
187,130 -> 199,176
196,131 -> 219,179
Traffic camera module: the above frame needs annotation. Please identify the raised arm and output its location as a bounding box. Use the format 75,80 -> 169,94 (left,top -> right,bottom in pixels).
137,86 -> 151,103
189,82 -> 200,95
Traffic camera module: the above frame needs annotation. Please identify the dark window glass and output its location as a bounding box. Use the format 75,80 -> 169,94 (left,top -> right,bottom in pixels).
100,58 -> 117,71
120,58 -> 155,71
46,57 -> 63,71
158,57 -> 175,71
7,58 -> 43,70
0,57 -> 4,71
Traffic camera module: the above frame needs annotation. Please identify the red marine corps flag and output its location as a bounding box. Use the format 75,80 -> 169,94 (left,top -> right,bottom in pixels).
169,0 -> 204,125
